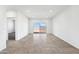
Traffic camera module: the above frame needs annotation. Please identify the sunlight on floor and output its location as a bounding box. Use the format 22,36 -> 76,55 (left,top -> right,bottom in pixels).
33,33 -> 47,47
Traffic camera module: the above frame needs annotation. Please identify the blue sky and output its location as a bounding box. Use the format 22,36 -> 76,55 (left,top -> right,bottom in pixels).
33,21 -> 46,28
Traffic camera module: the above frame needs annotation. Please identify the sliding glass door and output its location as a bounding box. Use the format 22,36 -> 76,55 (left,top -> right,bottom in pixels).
33,21 -> 46,33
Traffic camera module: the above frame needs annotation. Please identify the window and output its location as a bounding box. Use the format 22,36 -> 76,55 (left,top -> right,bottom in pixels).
33,21 -> 46,33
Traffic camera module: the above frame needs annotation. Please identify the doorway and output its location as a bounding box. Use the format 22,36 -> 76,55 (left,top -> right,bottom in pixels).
7,17 -> 15,40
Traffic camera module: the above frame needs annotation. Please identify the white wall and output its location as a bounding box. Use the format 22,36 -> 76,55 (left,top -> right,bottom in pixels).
52,6 -> 79,49
8,18 -> 15,33
15,12 -> 29,40
0,6 -> 7,51
6,10 -> 16,17
29,18 -> 52,33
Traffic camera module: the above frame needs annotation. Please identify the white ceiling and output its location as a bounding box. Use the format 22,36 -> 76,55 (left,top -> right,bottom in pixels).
6,5 -> 70,19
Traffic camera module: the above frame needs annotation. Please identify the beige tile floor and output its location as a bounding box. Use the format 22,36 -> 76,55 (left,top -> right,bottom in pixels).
1,33 -> 79,54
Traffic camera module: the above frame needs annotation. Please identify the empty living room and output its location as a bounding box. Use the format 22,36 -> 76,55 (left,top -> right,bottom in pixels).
0,5 -> 79,54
